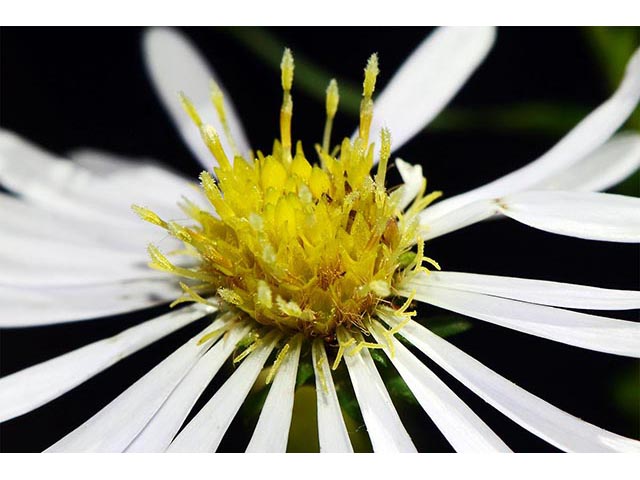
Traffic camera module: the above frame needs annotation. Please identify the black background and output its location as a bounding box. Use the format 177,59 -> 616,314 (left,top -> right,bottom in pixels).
0,27 -> 638,452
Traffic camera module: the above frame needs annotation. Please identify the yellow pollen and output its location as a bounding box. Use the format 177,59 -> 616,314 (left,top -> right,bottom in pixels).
137,49 -> 439,342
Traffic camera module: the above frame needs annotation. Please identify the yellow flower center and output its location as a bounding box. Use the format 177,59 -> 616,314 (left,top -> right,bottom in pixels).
134,49 -> 441,341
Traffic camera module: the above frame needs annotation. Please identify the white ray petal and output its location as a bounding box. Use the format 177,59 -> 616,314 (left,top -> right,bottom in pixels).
143,28 -> 251,169
339,331 -> 416,452
370,318 -> 510,452
396,158 -> 425,211
423,47 -> 640,222
45,314 -> 228,452
0,193 -> 166,253
356,27 -> 495,159
0,253 -> 161,288
532,133 -> 640,192
385,316 -> 640,452
0,280 -> 180,327
311,339 -> 354,453
0,130 -> 156,227
0,228 -> 143,265
406,284 -> 640,358
410,270 -> 640,310
167,331 -> 281,453
498,191 -> 640,243
0,303 -> 214,423
125,321 -> 250,452
246,335 -> 302,452
68,148 -> 206,220
420,198 -> 497,241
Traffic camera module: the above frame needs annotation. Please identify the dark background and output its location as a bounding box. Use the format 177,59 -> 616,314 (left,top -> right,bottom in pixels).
0,27 -> 638,452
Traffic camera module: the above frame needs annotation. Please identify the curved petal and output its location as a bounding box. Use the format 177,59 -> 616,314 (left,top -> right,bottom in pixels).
406,284 -> 640,358
498,191 -> 640,243
166,331 -> 281,453
0,280 -> 180,327
0,193 -> 161,253
370,319 -> 511,452
339,331 -> 416,452
125,320 -> 250,452
311,339 -> 353,453
143,28 -> 251,169
424,46 -> 640,222
386,317 -> 640,452
396,158 -> 425,210
420,198 -> 497,241
0,251 -> 162,288
45,314 -> 227,452
356,27 -> 496,159
0,303 -> 214,423
68,148 -> 206,219
246,335 -> 302,452
0,130 -> 158,227
412,271 -> 640,310
532,133 -> 640,192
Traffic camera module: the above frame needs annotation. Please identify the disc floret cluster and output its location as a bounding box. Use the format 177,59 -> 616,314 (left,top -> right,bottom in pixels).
134,49 -> 441,344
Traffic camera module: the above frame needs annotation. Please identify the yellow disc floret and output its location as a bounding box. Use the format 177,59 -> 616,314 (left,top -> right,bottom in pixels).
134,50 -> 441,340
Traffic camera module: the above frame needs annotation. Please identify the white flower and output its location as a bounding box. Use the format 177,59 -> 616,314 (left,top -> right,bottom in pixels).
0,27 -> 639,453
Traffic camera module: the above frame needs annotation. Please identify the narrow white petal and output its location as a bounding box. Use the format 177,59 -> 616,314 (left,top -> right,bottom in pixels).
68,148 -> 206,220
396,158 -> 425,211
126,321 -> 250,452
312,339 -> 354,453
0,303 -> 214,423
0,193 -> 155,253
498,191 -> 640,243
0,250 -> 162,288
167,331 -> 281,453
532,133 -> 640,192
340,332 -> 417,452
45,314 -> 227,452
0,280 -> 180,327
420,198 -> 497,241
246,336 -> 302,452
143,28 -> 251,168
411,270 -> 640,310
385,316 -> 640,452
371,318 -> 511,452
423,47 -> 640,222
358,27 -> 495,159
0,130 -> 154,227
406,284 -> 640,357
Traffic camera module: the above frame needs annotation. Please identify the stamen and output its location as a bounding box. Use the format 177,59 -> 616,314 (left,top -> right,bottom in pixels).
375,128 -> 392,189
332,329 -> 356,370
169,282 -> 217,308
280,48 -> 295,164
131,205 -> 168,228
312,339 -> 330,394
200,124 -> 231,171
266,334 -> 301,384
359,53 -> 379,143
179,92 -> 203,127
322,79 -> 340,153
210,81 -> 239,157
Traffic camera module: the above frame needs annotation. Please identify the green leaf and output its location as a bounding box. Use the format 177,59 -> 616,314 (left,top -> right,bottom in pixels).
385,374 -> 419,406
295,360 -> 314,387
424,314 -> 473,338
370,348 -> 389,367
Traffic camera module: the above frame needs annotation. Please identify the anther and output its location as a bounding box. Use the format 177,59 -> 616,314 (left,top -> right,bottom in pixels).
322,79 -> 340,153
210,81 -> 239,157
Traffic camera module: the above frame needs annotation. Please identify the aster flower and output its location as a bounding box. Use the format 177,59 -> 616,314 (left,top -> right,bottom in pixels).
1,27 -> 639,453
